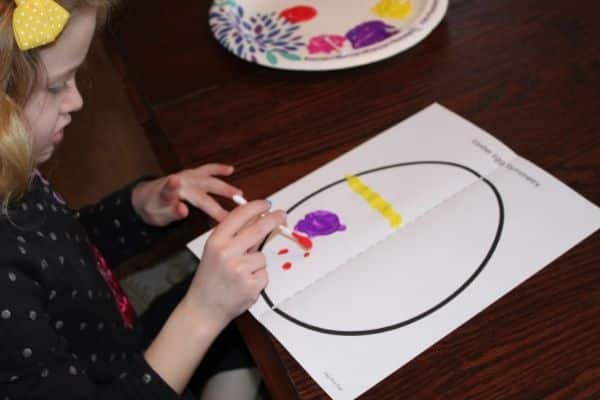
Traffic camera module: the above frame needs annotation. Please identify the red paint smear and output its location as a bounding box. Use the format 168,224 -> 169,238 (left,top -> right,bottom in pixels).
280,6 -> 317,23
278,248 -> 289,255
304,252 -> 310,258
282,262 -> 292,271
292,232 -> 313,250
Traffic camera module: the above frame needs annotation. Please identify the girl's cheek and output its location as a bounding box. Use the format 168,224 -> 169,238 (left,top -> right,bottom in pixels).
23,91 -> 47,122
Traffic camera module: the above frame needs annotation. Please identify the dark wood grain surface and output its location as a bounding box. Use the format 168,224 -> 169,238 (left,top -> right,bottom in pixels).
105,0 -> 600,398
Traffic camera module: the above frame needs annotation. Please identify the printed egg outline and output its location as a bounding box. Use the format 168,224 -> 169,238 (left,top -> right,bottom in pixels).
259,161 -> 504,336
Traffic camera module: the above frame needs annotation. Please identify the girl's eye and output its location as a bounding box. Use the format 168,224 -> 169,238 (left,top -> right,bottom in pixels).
48,81 -> 68,94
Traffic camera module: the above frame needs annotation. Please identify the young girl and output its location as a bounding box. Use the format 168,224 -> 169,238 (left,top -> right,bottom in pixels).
0,1 -> 286,399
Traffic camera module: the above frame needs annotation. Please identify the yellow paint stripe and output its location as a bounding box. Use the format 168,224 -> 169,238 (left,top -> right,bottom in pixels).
345,175 -> 403,228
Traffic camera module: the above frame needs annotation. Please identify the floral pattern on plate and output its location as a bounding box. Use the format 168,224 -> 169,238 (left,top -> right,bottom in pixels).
210,1 -> 305,66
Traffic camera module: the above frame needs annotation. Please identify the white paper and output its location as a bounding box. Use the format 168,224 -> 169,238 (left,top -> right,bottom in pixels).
188,103 -> 599,399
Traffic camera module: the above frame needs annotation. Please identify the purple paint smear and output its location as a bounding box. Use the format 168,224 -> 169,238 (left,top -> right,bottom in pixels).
346,20 -> 399,49
294,210 -> 346,238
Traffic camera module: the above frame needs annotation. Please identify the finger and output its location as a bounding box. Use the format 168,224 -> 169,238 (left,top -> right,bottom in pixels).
191,194 -> 229,222
161,201 -> 188,225
239,213 -> 277,252
251,268 -> 269,293
160,175 -> 181,203
175,202 -> 189,219
181,177 -> 240,207
248,239 -> 267,253
237,252 -> 266,275
212,200 -> 271,240
198,177 -> 241,198
230,209 -> 286,254
196,163 -> 235,177
237,253 -> 269,303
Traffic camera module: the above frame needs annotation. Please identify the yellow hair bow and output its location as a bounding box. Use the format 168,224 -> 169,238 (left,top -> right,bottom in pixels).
12,0 -> 70,51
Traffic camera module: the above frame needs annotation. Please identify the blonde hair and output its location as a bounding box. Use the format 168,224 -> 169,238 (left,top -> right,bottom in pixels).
0,0 -> 116,213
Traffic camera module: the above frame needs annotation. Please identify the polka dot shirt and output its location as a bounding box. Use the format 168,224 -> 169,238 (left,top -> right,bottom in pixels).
0,174 -> 190,399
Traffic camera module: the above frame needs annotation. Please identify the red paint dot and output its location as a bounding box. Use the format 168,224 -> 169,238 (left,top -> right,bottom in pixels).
282,262 -> 292,270
304,252 -> 310,258
280,6 -> 317,23
278,248 -> 289,255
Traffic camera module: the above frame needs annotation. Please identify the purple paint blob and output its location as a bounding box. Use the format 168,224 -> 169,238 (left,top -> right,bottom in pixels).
345,20 -> 399,49
294,210 -> 346,238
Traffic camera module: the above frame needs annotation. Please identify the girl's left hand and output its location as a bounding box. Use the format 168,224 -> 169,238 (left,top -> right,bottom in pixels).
131,164 -> 241,227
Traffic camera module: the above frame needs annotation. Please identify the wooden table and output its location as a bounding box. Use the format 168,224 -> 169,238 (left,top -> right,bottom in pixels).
105,0 -> 600,398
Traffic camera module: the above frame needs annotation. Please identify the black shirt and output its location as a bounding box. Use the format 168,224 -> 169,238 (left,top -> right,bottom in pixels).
0,173 -> 189,399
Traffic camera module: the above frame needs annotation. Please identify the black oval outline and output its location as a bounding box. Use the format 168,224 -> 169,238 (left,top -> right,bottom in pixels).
260,161 -> 504,336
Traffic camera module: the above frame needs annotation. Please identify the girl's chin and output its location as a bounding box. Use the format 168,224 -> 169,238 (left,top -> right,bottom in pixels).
35,149 -> 55,164
35,130 -> 64,163
36,145 -> 60,163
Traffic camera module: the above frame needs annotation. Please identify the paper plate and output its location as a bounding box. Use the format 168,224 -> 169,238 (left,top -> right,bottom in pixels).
209,0 -> 448,71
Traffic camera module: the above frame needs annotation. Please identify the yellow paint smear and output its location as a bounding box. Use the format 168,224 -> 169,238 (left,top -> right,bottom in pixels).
345,175 -> 403,228
372,0 -> 413,20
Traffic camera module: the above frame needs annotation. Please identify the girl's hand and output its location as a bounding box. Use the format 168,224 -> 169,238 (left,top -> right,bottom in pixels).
131,164 -> 241,226
184,200 -> 286,329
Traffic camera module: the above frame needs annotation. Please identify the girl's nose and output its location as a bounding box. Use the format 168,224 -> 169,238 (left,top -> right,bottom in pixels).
63,82 -> 84,113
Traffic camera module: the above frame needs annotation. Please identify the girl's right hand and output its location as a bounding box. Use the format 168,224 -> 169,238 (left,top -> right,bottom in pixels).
184,200 -> 286,330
